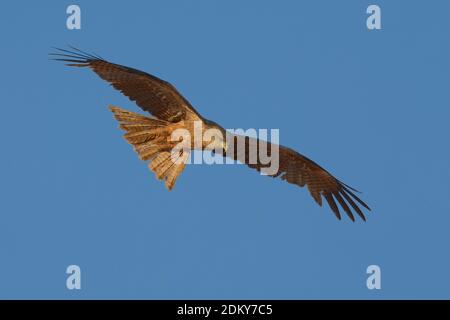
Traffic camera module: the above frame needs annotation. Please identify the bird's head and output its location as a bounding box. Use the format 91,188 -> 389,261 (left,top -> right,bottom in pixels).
204,120 -> 228,154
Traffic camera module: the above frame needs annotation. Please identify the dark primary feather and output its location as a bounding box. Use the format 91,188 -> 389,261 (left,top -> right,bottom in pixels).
50,47 -> 202,123
225,134 -> 371,221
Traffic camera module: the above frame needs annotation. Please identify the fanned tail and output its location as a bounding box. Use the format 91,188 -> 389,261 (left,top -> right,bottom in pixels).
109,105 -> 189,190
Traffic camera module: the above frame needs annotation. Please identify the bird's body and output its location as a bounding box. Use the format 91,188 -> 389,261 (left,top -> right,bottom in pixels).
52,47 -> 371,221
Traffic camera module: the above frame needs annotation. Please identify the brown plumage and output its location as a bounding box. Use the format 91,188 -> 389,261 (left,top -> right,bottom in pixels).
109,106 -> 187,190
226,135 -> 370,221
52,47 -> 371,221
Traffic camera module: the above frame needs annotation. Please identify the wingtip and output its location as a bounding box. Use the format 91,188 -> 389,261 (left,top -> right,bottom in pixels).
50,46 -> 104,65
341,185 -> 371,212
340,180 -> 362,193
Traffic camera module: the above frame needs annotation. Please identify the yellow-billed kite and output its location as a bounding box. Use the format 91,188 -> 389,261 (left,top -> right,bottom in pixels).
52,47 -> 371,221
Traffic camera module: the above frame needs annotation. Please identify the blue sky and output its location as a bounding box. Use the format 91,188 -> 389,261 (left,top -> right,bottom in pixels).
0,1 -> 449,299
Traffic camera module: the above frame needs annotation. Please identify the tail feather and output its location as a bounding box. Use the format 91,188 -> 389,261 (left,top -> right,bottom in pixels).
149,152 -> 171,172
110,106 -> 159,123
124,128 -> 168,144
109,105 -> 189,190
149,150 -> 189,189
120,123 -> 166,132
153,153 -> 176,180
135,144 -> 163,161
165,151 -> 189,190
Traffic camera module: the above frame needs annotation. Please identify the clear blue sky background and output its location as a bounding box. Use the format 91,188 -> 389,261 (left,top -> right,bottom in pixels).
0,1 -> 449,299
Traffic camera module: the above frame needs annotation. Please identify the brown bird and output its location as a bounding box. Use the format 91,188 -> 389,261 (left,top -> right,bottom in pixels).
52,47 -> 371,221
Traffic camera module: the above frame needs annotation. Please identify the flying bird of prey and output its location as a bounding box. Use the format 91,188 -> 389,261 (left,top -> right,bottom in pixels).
52,47 -> 371,221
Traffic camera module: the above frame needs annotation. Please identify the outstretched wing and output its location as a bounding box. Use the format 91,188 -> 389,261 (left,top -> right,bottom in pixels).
51,47 -> 203,123
225,134 -> 371,221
